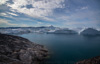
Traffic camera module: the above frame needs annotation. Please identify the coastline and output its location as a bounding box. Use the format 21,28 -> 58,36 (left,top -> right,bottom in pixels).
0,33 -> 49,64
76,56 -> 100,64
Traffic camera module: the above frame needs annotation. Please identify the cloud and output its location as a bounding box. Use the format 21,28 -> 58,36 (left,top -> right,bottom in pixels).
0,0 -> 9,5
0,0 -> 100,28
0,13 -> 7,16
0,19 -> 31,27
7,0 -> 65,21
81,6 -> 88,10
60,9 -> 100,22
0,19 -> 17,26
7,12 -> 18,16
19,24 -> 29,27
75,6 -> 88,11
0,13 -> 13,18
0,12 -> 18,17
56,9 -> 100,28
37,22 -> 43,25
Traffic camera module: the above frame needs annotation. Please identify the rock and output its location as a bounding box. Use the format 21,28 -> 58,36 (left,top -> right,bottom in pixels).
0,34 -> 49,64
80,28 -> 100,36
76,56 -> 100,64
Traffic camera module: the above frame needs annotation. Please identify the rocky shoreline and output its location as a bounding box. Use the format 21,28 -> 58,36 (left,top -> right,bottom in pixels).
0,33 -> 49,64
76,56 -> 100,64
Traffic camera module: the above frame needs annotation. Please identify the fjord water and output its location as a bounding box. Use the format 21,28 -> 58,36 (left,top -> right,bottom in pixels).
20,33 -> 100,64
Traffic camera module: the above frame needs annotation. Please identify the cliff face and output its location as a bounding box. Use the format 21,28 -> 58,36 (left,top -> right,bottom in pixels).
0,34 -> 48,64
76,56 -> 100,64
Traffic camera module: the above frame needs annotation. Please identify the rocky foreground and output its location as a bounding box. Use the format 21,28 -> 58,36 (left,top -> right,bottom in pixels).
76,56 -> 100,64
0,34 -> 49,64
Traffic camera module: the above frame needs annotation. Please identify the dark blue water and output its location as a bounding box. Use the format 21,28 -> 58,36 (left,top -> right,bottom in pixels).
19,33 -> 100,64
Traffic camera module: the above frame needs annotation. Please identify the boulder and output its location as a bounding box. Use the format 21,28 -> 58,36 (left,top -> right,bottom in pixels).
0,34 -> 48,64
76,56 -> 100,64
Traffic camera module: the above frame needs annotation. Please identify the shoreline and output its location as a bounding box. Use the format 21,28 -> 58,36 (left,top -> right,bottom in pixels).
0,33 -> 49,64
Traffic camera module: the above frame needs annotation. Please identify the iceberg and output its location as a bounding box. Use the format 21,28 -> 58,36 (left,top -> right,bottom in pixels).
80,28 -> 100,36
47,29 -> 77,34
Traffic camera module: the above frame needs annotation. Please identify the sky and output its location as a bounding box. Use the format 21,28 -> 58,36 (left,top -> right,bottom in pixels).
0,0 -> 100,28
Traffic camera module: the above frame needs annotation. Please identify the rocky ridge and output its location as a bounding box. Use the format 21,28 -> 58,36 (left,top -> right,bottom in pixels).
76,56 -> 100,64
0,33 -> 49,64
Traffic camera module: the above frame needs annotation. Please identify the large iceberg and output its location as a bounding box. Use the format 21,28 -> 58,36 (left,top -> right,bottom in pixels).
80,28 -> 100,36
0,26 -> 60,34
47,28 -> 77,34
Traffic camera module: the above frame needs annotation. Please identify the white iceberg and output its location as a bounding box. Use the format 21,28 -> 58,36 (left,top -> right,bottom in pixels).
47,29 -> 77,34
